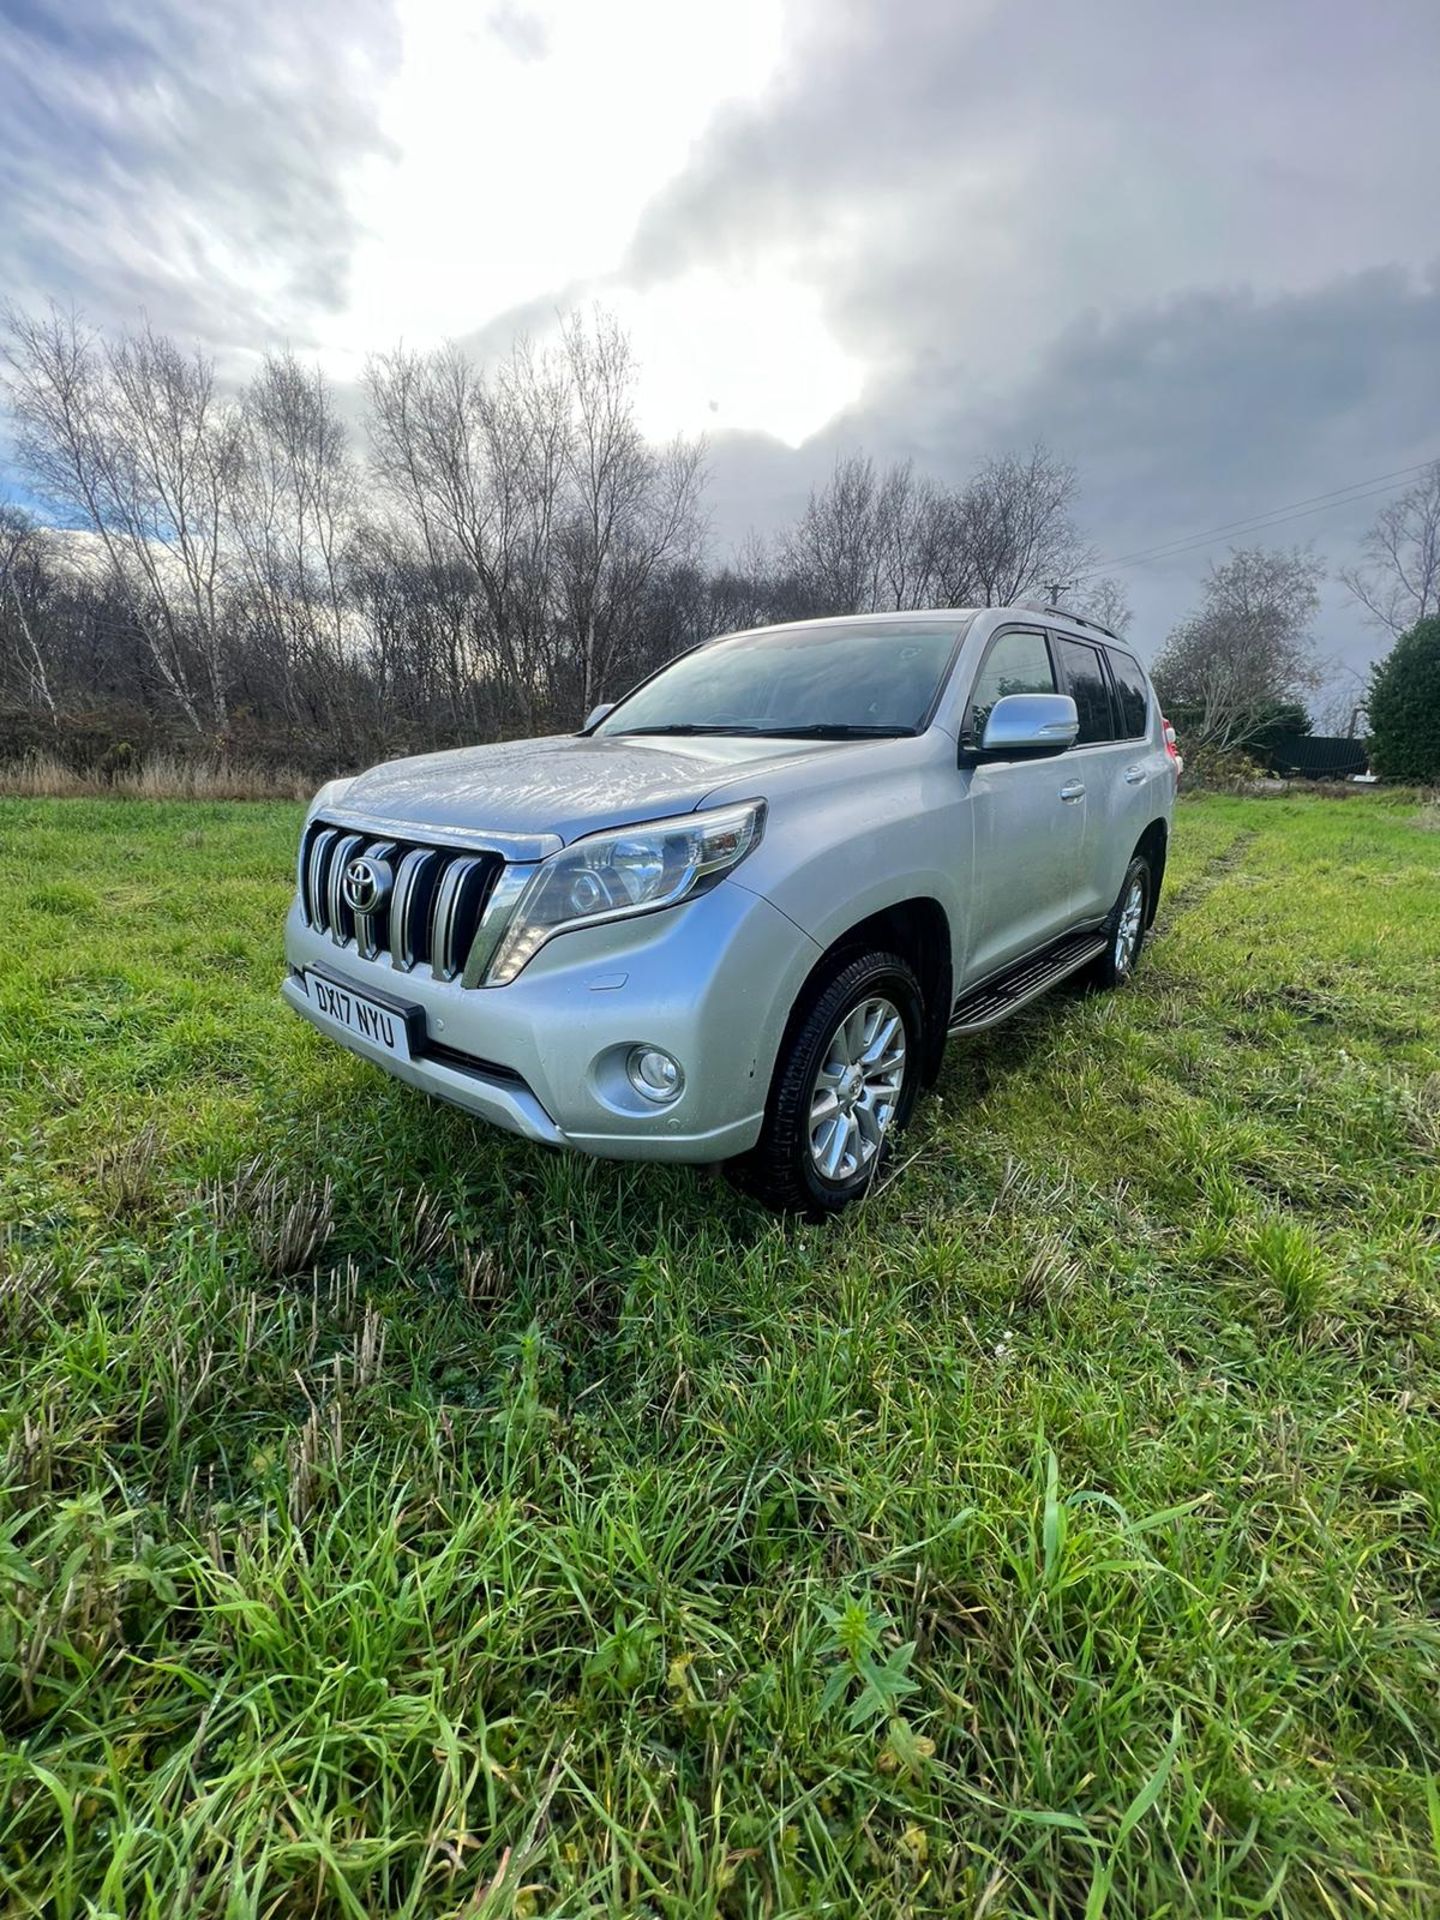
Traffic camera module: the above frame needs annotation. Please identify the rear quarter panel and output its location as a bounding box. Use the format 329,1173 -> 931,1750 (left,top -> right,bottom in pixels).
1087,713 -> 1177,912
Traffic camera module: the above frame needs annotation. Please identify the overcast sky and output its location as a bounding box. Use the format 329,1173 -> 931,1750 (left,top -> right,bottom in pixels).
3,0 -> 1438,693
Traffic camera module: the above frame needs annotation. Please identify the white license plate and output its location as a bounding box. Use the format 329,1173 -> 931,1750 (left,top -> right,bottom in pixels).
303,970 -> 412,1062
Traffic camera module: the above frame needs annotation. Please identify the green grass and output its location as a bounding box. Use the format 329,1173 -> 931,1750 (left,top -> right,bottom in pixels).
1,790 -> 1438,1918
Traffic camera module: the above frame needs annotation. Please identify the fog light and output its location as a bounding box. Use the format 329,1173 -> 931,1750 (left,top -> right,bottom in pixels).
627,1046 -> 684,1104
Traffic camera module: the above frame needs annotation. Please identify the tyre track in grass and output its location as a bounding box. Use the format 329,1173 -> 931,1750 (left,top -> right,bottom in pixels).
1153,825 -> 1259,937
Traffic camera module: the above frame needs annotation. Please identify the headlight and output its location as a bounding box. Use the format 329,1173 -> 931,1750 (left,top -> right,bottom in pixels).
485,800 -> 765,984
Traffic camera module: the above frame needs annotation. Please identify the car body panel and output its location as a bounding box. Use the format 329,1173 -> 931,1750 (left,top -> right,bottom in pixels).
337,730 -> 850,846
962,753 -> 1090,977
704,730 -> 971,974
284,877 -> 820,1161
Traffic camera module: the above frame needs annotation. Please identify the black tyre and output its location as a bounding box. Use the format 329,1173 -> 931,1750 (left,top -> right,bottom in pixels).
728,950 -> 925,1215
1086,855 -> 1151,991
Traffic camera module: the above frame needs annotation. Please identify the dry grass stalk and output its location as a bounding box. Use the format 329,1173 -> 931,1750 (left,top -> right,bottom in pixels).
211,1158 -> 336,1278
288,1393 -> 344,1524
94,1117 -> 168,1222
0,750 -> 313,801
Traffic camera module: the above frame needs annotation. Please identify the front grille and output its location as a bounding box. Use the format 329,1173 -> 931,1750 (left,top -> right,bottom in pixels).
298,819 -> 505,981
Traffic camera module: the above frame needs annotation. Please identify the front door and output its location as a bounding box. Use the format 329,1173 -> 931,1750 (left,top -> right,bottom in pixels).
960,626 -> 1089,981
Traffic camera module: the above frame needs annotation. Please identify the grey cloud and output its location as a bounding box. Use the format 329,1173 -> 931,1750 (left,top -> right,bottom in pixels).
903,268 -> 1440,528
0,0 -> 400,357
487,5 -> 550,63
630,0 -> 1440,377
966,268 -> 1440,680
706,267 -> 1440,536
630,0 -> 1440,686
700,265 -> 1440,687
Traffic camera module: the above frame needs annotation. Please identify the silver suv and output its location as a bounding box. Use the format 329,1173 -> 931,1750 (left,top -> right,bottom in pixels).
283,609 -> 1177,1212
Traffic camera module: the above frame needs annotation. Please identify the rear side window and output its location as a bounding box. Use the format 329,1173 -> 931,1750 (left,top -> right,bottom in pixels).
1107,649 -> 1150,738
1055,637 -> 1115,744
967,628 -> 1055,735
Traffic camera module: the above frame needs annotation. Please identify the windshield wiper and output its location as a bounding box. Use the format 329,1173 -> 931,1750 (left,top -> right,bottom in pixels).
750,723 -> 917,739
610,723 -> 769,736
612,722 -> 916,739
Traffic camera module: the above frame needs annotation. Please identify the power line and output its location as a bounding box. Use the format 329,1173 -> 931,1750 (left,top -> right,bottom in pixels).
1076,456 -> 1437,580
1098,459 -> 1437,568
1091,476 -> 1420,576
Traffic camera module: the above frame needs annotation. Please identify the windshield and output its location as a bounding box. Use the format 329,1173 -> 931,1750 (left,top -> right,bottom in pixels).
594,620 -> 970,739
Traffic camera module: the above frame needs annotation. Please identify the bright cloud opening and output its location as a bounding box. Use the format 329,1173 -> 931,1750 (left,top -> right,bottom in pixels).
615,270 -> 865,446
322,0 -> 791,383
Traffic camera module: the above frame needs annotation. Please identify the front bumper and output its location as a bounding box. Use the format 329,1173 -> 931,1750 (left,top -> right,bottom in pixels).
282,879 -> 820,1163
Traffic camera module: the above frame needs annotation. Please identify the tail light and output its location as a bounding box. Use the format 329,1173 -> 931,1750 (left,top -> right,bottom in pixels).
1162,716 -> 1183,778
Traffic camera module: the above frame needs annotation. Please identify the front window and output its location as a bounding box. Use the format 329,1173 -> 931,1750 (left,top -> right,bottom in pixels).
595,619 -> 970,740
965,628 -> 1055,736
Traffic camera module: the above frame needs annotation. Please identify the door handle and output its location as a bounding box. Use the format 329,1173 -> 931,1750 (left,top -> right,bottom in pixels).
1123,765 -> 1147,785
1059,781 -> 1085,803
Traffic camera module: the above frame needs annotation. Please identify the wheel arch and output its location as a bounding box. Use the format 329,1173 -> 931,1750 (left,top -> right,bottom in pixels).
782,896 -> 953,1087
1132,819 -> 1169,925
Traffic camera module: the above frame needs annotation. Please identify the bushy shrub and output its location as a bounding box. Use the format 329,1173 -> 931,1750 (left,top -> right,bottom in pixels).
1368,616 -> 1440,783
1180,744 -> 1268,791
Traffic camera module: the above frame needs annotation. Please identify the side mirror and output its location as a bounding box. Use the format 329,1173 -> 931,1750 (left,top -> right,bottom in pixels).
582,701 -> 615,732
974,692 -> 1079,760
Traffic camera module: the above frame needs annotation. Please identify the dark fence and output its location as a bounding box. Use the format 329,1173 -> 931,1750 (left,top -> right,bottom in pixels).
1267,733 -> 1369,780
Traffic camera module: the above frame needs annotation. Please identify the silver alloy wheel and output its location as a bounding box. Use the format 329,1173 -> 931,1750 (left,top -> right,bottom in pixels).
807,995 -> 907,1184
1114,878 -> 1145,974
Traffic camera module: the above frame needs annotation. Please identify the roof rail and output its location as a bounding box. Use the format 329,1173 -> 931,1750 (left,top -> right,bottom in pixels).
1036,605 -> 1119,642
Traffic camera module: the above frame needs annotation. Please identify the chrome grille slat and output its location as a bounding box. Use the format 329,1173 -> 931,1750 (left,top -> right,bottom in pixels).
353,840 -> 397,961
303,826 -> 340,930
429,855 -> 489,982
298,819 -> 503,982
390,847 -> 442,972
326,833 -> 366,946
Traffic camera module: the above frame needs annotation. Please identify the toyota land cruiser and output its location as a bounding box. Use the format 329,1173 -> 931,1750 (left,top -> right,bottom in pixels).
283,608 -> 1177,1211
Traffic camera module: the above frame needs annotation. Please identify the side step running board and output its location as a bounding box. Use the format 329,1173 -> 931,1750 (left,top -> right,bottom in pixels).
949,930 -> 1107,1034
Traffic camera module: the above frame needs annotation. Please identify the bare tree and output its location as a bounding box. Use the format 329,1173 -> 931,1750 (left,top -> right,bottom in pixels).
480,339 -> 575,724
2,305 -> 239,733
106,324 -> 240,731
560,311 -> 706,714
366,316 -> 705,727
775,443 -> 1089,618
873,461 -> 949,610
779,454 -> 951,615
784,443 -> 1095,618
1341,462 -> 1440,637
0,506 -> 58,720
699,531 -> 811,636
1063,574 -> 1133,636
781,453 -> 885,615
1150,546 -> 1324,751
933,445 -> 1094,607
561,311 -> 646,714
0,298 -> 1187,777
229,351 -> 362,732
366,337 -> 575,732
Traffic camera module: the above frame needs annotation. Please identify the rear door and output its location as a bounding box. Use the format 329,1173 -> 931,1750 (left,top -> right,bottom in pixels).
1051,632 -> 1130,921
961,625 -> 1089,980
1098,644 -> 1166,899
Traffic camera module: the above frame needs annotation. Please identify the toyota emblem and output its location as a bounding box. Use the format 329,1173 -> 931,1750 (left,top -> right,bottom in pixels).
342,855 -> 391,916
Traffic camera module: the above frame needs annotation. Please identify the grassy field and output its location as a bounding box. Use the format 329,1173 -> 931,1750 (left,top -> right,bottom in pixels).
1,790 -> 1437,1918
